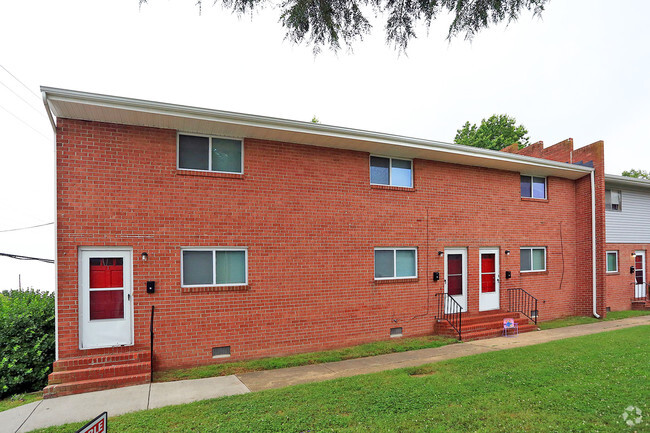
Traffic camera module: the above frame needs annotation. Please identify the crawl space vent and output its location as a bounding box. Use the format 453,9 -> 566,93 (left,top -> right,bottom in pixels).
390,327 -> 403,338
212,346 -> 231,358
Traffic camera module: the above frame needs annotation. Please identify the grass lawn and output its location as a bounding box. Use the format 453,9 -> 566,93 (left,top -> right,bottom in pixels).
0,391 -> 42,412
33,325 -> 650,433
539,309 -> 650,330
155,335 -> 456,382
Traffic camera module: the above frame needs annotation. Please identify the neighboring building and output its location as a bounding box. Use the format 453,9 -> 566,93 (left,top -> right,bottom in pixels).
40,87 -> 647,397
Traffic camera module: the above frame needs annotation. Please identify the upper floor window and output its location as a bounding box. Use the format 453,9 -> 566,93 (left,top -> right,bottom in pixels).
605,189 -> 622,211
370,156 -> 412,187
178,133 -> 243,174
520,247 -> 546,272
181,248 -> 247,287
521,175 -> 546,199
374,248 -> 417,279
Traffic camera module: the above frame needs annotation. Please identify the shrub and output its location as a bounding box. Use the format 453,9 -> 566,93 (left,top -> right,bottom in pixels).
0,289 -> 55,398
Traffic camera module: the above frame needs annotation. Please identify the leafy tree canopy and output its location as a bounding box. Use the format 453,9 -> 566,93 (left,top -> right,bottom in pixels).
621,169 -> 650,180
139,0 -> 548,53
454,114 -> 530,151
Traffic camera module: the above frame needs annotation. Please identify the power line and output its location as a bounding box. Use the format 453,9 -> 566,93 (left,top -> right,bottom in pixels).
0,102 -> 51,141
0,222 -> 54,233
0,64 -> 41,100
0,78 -> 46,118
0,252 -> 54,264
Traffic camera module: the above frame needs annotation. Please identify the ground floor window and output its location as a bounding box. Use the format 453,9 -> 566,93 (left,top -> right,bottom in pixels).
520,247 -> 546,272
181,248 -> 247,287
606,251 -> 618,273
374,248 -> 417,279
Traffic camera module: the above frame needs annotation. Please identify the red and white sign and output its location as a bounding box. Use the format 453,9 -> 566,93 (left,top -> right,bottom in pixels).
76,412 -> 107,433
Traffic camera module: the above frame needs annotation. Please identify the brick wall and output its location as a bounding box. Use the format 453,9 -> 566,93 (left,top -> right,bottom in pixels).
57,119 -> 592,369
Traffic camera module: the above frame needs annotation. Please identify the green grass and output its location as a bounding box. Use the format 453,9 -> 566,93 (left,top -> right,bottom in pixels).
0,391 -> 42,412
33,326 -> 649,433
539,309 -> 650,330
155,335 -> 456,382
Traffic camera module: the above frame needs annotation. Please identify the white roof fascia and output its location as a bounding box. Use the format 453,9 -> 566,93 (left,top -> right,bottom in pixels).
41,86 -> 593,179
605,174 -> 650,189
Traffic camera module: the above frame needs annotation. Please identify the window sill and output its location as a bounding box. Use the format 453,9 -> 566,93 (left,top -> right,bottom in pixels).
606,272 -> 620,276
176,169 -> 245,180
521,197 -> 548,203
181,285 -> 250,294
374,278 -> 419,284
370,184 -> 416,192
520,271 -> 548,276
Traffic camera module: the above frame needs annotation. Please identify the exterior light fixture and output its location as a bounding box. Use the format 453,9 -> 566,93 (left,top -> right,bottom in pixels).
438,251 -> 444,256
631,252 -> 636,258
505,250 -> 511,255
141,252 -> 149,261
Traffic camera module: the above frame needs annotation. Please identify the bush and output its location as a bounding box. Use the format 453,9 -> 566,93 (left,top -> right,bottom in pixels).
0,289 -> 55,398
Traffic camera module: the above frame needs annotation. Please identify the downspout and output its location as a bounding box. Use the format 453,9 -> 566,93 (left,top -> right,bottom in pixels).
591,171 -> 600,318
42,90 -> 59,359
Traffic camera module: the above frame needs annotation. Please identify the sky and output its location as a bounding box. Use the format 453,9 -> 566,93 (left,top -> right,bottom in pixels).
0,0 -> 649,292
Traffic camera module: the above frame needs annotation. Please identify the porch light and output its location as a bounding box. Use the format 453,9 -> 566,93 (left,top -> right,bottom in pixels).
505,250 -> 511,255
438,251 -> 444,256
631,252 -> 636,258
141,252 -> 149,261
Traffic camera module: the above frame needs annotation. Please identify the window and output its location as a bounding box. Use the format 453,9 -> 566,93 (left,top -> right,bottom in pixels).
520,247 -> 546,272
370,156 -> 412,187
178,133 -> 243,173
520,175 -> 546,199
605,189 -> 622,211
374,248 -> 417,279
606,251 -> 618,273
181,248 -> 247,287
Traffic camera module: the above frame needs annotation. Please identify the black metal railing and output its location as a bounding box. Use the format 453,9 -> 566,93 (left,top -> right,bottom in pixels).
507,288 -> 538,324
435,293 -> 463,340
150,305 -> 155,377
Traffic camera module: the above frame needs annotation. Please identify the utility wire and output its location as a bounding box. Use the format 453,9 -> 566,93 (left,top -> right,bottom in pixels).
0,222 -> 54,233
0,79 -> 46,118
0,253 -> 54,264
0,64 -> 41,100
0,102 -> 51,141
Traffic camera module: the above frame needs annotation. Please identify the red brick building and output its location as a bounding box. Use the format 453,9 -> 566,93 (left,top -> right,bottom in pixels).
40,87 -> 649,397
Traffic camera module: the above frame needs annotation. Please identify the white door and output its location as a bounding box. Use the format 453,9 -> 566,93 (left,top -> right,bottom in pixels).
444,248 -> 467,313
479,248 -> 500,311
79,249 -> 133,349
634,250 -> 646,298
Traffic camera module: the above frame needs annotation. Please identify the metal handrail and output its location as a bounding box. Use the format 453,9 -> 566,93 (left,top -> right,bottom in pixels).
435,293 -> 463,340
507,288 -> 538,324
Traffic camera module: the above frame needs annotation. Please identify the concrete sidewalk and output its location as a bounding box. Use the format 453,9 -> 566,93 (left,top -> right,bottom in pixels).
3,315 -> 649,433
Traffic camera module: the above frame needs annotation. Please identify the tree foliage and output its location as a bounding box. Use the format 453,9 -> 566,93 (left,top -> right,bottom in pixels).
139,0 -> 549,53
621,169 -> 650,180
0,289 -> 55,398
454,114 -> 529,151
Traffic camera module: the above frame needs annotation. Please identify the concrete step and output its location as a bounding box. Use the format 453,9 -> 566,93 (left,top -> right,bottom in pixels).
48,361 -> 151,385
43,373 -> 151,398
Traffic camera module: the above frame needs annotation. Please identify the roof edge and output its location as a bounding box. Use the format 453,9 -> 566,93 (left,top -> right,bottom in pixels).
605,173 -> 650,188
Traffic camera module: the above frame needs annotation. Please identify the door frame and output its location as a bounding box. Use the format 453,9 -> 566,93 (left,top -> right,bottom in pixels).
78,246 -> 134,350
478,248 -> 500,312
635,250 -> 646,299
444,248 -> 467,312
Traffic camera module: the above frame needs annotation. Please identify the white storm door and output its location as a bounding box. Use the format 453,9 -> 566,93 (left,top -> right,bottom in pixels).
635,251 -> 646,298
444,248 -> 467,313
479,249 -> 500,311
80,249 -> 133,349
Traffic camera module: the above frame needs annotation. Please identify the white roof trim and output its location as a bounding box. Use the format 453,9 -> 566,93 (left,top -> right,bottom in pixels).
605,174 -> 650,189
41,86 -> 593,180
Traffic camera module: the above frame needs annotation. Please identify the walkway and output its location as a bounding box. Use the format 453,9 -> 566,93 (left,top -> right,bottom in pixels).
3,315 -> 649,433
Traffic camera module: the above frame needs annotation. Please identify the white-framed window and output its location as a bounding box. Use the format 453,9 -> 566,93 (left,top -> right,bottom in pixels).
520,175 -> 546,199
181,248 -> 248,287
520,247 -> 546,272
177,133 -> 243,174
370,156 -> 413,187
374,248 -> 417,279
605,189 -> 622,211
606,251 -> 618,273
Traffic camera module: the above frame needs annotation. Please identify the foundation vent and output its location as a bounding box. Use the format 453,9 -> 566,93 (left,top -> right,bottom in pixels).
212,346 -> 231,358
390,327 -> 403,338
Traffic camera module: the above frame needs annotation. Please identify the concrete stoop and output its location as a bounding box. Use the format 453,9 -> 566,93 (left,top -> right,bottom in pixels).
435,311 -> 539,341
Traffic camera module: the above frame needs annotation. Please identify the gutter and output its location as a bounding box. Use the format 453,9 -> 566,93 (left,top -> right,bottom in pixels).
42,91 -> 59,360
591,171 -> 600,318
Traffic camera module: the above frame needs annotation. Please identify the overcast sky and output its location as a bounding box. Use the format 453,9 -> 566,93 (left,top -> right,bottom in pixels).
1,0 -> 649,291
